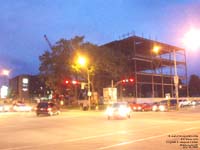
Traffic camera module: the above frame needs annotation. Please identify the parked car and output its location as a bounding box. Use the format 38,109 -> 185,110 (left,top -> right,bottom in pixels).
152,102 -> 159,111
36,101 -> 60,116
140,103 -> 154,111
13,103 -> 32,112
106,102 -> 131,120
179,99 -> 191,107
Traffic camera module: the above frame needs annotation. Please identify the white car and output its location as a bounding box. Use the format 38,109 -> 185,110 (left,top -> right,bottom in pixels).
106,102 -> 131,120
0,105 -> 11,112
13,103 -> 32,112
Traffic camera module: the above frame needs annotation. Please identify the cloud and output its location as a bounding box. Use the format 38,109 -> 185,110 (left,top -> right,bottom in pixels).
0,54 -> 39,77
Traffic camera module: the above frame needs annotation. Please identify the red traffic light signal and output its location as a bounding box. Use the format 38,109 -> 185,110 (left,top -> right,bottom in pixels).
129,78 -> 134,82
65,80 -> 79,85
121,78 -> 135,84
72,80 -> 78,84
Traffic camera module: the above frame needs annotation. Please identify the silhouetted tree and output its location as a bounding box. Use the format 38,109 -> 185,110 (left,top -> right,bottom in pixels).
188,74 -> 200,96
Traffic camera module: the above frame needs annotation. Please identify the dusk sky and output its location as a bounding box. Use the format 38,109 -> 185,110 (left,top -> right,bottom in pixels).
0,0 -> 200,78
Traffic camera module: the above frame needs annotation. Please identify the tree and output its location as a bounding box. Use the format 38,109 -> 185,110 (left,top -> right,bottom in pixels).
39,35 -> 131,98
188,74 -> 200,96
39,36 -> 84,95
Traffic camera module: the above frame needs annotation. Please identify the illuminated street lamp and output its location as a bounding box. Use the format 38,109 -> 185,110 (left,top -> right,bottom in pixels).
182,28 -> 200,101
77,56 -> 91,110
1,69 -> 10,99
2,69 -> 10,76
1,69 -> 10,85
182,28 -> 200,51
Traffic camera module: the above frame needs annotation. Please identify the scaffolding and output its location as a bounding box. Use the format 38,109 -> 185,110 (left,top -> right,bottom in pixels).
103,35 -> 188,99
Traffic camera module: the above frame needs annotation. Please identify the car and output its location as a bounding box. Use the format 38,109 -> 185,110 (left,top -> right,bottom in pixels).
0,104 -> 11,112
157,99 -> 177,111
36,101 -> 60,116
140,103 -> 153,111
129,102 -> 143,111
13,103 -> 32,112
179,99 -> 191,107
152,102 -> 159,111
106,102 -> 131,120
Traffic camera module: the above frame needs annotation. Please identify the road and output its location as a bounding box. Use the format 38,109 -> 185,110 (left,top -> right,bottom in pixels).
0,106 -> 199,150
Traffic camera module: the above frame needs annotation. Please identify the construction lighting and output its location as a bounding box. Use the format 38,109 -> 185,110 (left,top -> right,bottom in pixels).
152,46 -> 160,54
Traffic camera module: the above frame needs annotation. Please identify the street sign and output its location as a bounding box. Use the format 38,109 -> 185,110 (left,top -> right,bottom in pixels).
174,76 -> 179,84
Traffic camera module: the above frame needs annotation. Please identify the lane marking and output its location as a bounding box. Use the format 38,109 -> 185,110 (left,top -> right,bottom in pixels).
0,126 -> 160,150
98,127 -> 200,150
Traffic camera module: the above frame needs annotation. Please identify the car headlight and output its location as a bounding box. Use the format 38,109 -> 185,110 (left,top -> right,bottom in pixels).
0,107 -> 3,111
191,101 -> 196,106
106,107 -> 113,116
152,105 -> 157,111
159,105 -> 166,111
4,106 -> 10,111
119,106 -> 128,116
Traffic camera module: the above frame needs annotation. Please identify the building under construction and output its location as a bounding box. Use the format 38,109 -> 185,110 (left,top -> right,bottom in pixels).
103,35 -> 188,100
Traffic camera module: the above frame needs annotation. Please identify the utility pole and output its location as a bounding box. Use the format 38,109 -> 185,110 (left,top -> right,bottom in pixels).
173,49 -> 179,110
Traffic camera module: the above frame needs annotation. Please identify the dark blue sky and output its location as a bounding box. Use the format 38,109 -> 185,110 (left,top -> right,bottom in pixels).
0,0 -> 200,77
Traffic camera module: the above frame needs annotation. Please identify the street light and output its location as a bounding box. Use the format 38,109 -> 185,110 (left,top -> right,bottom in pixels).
77,56 -> 91,110
182,28 -> 200,98
182,28 -> 200,51
1,69 -> 10,86
1,69 -> 10,99
2,69 -> 10,76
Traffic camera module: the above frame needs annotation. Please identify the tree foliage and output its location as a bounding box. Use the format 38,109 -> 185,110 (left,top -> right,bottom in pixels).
188,74 -> 200,96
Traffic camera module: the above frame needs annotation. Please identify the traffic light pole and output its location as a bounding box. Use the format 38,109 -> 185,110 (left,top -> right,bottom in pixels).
87,67 -> 91,110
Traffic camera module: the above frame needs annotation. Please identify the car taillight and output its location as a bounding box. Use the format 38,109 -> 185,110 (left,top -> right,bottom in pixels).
47,108 -> 52,111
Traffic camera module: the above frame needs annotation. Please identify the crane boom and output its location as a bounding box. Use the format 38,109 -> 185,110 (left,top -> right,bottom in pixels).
44,34 -> 53,50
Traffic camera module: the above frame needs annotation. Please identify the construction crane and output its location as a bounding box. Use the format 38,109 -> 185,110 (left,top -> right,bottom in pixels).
44,34 -> 53,50
44,34 -> 75,53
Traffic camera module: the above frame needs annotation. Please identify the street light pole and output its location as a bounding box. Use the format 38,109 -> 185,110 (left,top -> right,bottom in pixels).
87,67 -> 91,110
173,49 -> 179,110
77,56 -> 91,110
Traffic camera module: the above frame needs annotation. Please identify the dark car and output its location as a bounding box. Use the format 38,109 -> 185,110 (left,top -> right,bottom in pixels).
36,101 -> 60,116
157,99 -> 177,111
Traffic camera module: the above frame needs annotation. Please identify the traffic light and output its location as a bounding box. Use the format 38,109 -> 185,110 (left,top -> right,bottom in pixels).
129,78 -> 134,82
65,80 -> 80,85
72,80 -> 78,85
121,78 -> 135,84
